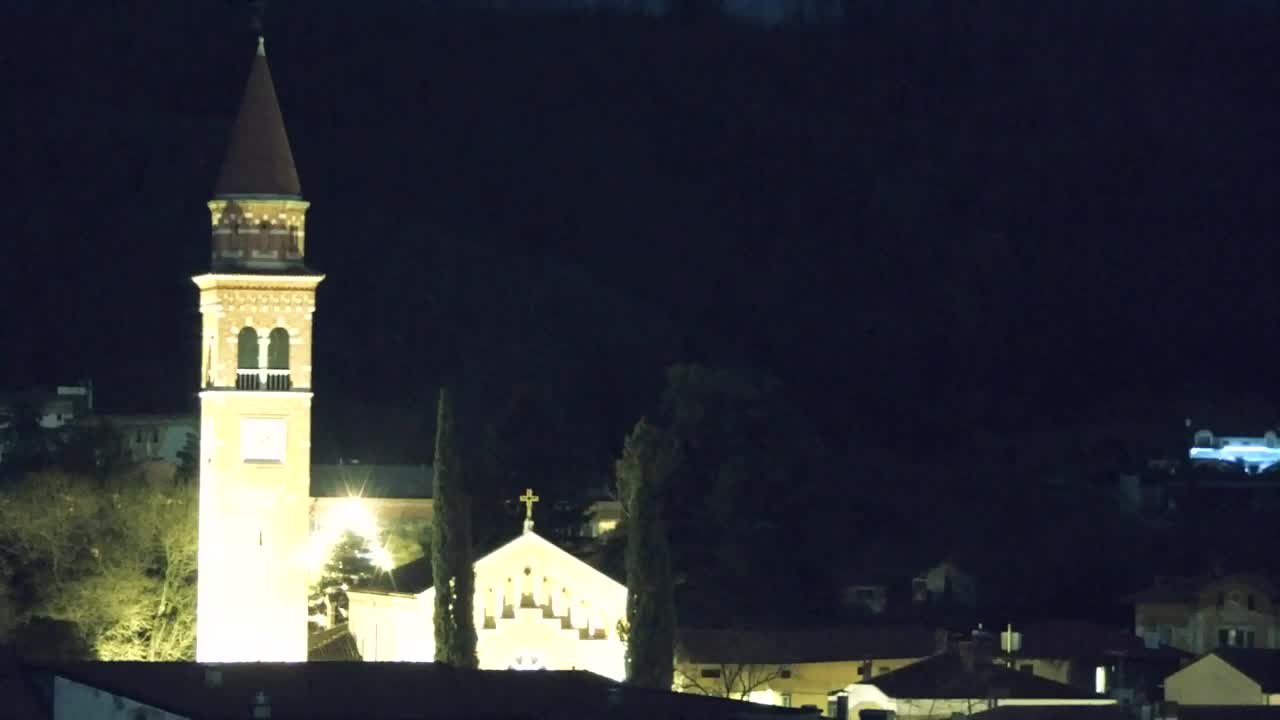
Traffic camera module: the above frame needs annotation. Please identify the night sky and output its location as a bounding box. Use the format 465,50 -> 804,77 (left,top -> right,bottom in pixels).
3,0 -> 1280,464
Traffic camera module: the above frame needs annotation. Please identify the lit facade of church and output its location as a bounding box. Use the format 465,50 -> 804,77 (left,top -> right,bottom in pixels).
194,39 -> 627,678
346,496 -> 628,679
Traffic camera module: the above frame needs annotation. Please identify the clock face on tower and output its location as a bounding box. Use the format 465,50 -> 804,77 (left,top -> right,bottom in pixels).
240,417 -> 287,463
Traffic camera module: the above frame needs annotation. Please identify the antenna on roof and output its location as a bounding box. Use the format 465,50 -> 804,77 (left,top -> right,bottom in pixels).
249,0 -> 268,57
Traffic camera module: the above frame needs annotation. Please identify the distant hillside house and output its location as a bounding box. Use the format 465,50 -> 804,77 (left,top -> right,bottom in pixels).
1129,574 -> 1280,654
1189,427 -> 1280,473
346,522 -> 627,680
91,413 -> 196,465
0,381 -> 95,463
1164,648 -> 1280,706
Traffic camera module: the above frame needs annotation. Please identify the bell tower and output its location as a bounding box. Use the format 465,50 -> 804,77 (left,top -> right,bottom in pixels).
194,35 -> 322,662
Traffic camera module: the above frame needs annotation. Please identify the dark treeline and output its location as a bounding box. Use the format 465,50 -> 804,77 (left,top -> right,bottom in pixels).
3,0 -> 1280,625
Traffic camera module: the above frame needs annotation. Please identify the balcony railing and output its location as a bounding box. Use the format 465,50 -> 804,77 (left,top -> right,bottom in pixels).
236,368 -> 292,391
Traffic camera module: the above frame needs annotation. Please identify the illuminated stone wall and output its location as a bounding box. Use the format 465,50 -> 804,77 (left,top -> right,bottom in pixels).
195,274 -> 320,390
193,272 -> 322,663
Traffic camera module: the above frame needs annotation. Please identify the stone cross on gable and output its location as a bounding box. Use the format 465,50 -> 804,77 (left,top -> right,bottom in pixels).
519,488 -> 539,534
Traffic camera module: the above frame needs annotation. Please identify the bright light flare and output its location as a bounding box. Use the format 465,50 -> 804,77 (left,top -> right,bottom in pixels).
306,493 -> 397,578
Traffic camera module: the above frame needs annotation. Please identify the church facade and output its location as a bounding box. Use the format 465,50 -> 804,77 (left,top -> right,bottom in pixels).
194,36 -> 322,663
193,38 -> 627,676
347,517 -> 628,681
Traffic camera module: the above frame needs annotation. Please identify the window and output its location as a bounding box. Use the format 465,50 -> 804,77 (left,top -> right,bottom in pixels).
780,694 -> 792,708
1219,627 -> 1256,648
151,430 -> 159,443
779,669 -> 792,679
1217,592 -> 1226,608
700,668 -> 721,679
267,327 -> 290,370
1249,594 -> 1257,611
857,666 -> 867,677
237,327 -> 259,369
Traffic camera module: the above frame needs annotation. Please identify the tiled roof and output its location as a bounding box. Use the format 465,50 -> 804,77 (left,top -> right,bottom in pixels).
677,625 -> 947,665
1177,708 -> 1280,720
29,661 -> 814,720
1215,648 -> 1280,693
214,38 -> 301,198
863,654 -> 1102,700
355,555 -> 434,595
970,706 -> 1132,720
1011,621 -> 1190,662
1125,573 -> 1280,604
307,627 -> 360,661
310,464 -> 433,499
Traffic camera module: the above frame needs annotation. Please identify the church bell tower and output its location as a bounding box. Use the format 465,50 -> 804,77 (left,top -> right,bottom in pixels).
194,36 -> 322,662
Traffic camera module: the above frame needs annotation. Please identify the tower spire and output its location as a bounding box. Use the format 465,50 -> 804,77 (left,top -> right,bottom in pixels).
214,35 -> 300,198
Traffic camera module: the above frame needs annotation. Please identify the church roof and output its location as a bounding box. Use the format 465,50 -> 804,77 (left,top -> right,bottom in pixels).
358,555 -> 433,595
862,653 -> 1103,700
352,530 -> 625,598
214,36 -> 301,198
310,464 -> 433,499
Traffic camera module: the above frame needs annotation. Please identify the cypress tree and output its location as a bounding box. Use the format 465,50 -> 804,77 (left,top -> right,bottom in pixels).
431,385 -> 478,667
618,418 -> 677,689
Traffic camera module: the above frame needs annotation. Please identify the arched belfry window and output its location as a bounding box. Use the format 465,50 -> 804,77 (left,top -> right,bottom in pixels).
237,328 -> 259,369
236,327 -> 259,390
268,328 -> 290,370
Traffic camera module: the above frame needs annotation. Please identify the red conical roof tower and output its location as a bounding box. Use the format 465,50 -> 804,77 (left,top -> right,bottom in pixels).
215,36 -> 301,198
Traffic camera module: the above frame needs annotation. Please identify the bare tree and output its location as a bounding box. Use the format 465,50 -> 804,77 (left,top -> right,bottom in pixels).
0,466 -> 197,660
676,659 -> 786,701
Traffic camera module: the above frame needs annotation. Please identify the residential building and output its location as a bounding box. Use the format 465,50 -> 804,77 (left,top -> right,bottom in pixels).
1188,427 -> 1280,474
844,642 -> 1117,719
1129,574 -> 1280,654
1164,648 -> 1280,706
842,562 -> 978,621
0,381 -> 94,463
90,414 -> 196,465
674,625 -> 949,711
990,621 -> 1188,705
